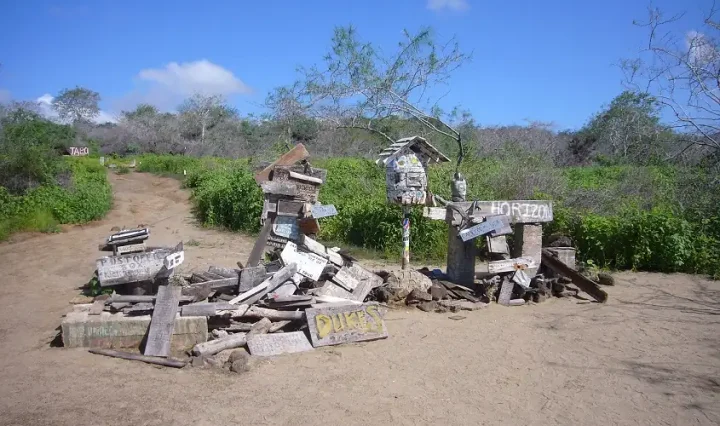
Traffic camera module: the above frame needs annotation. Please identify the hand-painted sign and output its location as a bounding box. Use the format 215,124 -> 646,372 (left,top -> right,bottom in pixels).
311,203 -> 338,219
305,303 -> 388,347
272,216 -> 300,240
458,215 -> 511,242
96,250 -> 171,286
68,146 -> 90,156
164,250 -> 184,269
280,242 -> 327,281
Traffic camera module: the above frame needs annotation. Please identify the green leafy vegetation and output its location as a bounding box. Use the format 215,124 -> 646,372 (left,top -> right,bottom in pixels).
136,154 -> 720,278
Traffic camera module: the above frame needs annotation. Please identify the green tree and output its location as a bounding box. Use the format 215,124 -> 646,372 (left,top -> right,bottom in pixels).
51,86 -> 101,123
279,25 -> 471,170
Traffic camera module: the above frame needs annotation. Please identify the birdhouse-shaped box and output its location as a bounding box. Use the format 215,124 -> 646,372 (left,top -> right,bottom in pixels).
376,136 -> 450,205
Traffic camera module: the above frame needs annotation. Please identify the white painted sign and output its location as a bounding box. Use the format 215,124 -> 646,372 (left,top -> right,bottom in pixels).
96,250 -> 170,286
486,200 -> 553,223
164,250 -> 184,269
281,242 -> 327,281
116,243 -> 146,255
68,146 -> 90,156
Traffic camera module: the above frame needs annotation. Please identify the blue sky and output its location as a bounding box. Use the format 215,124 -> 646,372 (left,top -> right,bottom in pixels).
0,0 -> 706,130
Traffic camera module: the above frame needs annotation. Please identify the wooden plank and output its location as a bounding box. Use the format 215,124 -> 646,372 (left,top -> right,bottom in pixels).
267,282 -> 297,299
314,281 -> 354,299
343,263 -> 382,302
333,267 -> 359,291
305,303 -> 388,347
498,278 -> 514,306
311,204 -> 338,219
542,249 -> 608,303
107,294 -> 193,304
254,143 -> 310,185
239,265 -> 267,293
207,266 -> 238,278
229,263 -> 298,305
123,302 -> 154,315
181,303 -> 217,317
247,221 -> 272,267
89,349 -> 187,368
96,250 -> 171,287
299,235 -> 344,266
446,224 -> 477,286
280,242 -> 327,281
260,180 -> 298,196
192,333 -> 248,357
513,224 -> 542,277
487,235 -> 510,255
276,200 -> 306,217
247,331 -> 314,357
458,215 -> 511,242
289,170 -> 323,184
144,284 -> 182,357
116,243 -> 146,255
228,305 -> 305,321
422,207 -> 447,221
487,257 -> 538,274
449,200 -> 554,224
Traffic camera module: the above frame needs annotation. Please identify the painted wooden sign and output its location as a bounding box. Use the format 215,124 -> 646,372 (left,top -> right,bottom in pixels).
144,284 -> 181,357
305,303 -> 388,347
96,250 -> 171,287
280,242 -> 327,281
487,257 -> 538,274
311,203 -> 338,219
68,146 -> 90,156
164,250 -> 184,269
247,331 -> 314,356
458,216 -> 511,242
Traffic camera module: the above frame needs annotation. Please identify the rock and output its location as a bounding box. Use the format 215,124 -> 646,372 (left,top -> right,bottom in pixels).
438,300 -> 488,311
548,235 -> 572,247
374,287 -> 392,303
110,226 -> 121,232
558,276 -> 572,284
190,355 -> 208,368
229,351 -> 251,373
406,288 -> 432,304
386,270 -> 432,293
417,301 -> 438,312
597,272 -> 615,286
429,284 -> 448,301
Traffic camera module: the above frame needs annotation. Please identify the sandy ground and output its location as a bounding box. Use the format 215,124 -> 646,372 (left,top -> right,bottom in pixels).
0,171 -> 718,426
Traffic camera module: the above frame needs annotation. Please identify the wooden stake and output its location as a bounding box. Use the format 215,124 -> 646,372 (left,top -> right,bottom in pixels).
89,349 -> 187,368
402,206 -> 411,270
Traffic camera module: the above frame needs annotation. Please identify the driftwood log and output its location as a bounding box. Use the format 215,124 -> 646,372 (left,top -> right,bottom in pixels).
89,349 -> 187,368
541,249 -> 608,303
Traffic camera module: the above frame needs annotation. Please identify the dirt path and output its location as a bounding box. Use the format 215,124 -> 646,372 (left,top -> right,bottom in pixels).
0,171 -> 718,426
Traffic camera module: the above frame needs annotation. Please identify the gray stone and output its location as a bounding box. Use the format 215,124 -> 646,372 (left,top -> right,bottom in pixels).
61,311 -> 207,352
229,350 -> 251,373
386,270 -> 432,293
406,288 -> 432,303
429,284 -> 448,301
597,272 -> 615,286
416,301 -> 438,312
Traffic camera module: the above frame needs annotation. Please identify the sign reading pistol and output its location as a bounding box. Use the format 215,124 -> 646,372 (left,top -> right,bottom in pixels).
305,303 -> 388,347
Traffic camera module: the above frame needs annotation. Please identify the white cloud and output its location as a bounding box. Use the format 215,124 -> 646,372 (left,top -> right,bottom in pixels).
138,59 -> 250,97
118,59 -> 250,112
0,89 -> 11,103
36,93 -> 117,124
427,0 -> 469,12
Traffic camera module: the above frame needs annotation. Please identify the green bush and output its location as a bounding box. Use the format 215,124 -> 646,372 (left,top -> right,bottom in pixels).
0,157 -> 112,240
136,154 -> 720,276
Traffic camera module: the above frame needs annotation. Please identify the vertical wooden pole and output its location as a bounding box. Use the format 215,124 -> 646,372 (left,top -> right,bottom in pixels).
511,223 -> 543,277
401,206 -> 411,270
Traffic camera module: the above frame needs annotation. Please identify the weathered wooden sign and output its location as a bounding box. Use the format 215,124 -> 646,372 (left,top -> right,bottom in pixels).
280,242 -> 327,281
458,216 -> 511,242
305,303 -> 388,347
96,250 -> 171,287
487,257 -> 538,274
247,331 -> 314,356
164,250 -> 184,269
68,146 -> 90,156
144,284 -> 181,357
311,203 -> 338,219
115,243 -> 146,255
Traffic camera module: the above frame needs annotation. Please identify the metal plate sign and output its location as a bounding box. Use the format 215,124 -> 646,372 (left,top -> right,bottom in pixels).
305,303 -> 388,347
281,242 -> 327,281
164,250 -> 184,269
272,216 -> 300,240
311,204 -> 338,219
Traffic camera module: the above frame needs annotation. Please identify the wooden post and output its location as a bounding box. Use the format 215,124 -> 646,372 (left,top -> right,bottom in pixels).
511,224 -> 542,277
401,206 -> 411,270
